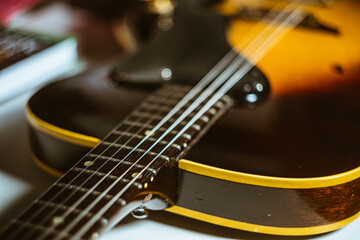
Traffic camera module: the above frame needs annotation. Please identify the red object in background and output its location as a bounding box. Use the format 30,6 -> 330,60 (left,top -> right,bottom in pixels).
0,0 -> 44,23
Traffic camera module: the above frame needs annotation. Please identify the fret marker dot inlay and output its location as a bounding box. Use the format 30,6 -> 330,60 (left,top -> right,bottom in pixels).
52,216 -> 64,225
145,130 -> 152,136
84,161 -> 94,167
144,183 -> 148,189
183,143 -> 188,148
150,176 -> 154,182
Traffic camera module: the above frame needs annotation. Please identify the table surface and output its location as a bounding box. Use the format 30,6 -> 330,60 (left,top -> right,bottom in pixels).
0,89 -> 359,240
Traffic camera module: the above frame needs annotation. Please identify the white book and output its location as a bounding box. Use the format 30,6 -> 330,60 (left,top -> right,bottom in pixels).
0,28 -> 77,104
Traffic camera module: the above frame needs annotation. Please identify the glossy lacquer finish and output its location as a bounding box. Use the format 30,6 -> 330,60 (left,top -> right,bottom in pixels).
26,66 -> 360,235
17,0 -> 360,237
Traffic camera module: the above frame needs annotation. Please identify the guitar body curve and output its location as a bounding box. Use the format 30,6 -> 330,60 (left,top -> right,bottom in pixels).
25,0 -> 360,237
27,68 -> 360,236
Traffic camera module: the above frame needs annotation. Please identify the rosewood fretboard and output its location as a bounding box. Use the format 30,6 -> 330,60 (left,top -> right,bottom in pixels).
1,83 -> 233,240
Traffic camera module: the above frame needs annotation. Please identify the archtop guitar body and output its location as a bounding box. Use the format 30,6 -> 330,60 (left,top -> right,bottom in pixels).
2,0 -> 360,238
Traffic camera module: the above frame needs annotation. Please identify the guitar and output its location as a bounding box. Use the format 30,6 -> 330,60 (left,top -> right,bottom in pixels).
1,0 -> 360,239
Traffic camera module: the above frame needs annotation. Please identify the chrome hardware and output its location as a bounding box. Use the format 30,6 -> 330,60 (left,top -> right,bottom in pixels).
131,207 -> 149,219
160,67 -> 172,81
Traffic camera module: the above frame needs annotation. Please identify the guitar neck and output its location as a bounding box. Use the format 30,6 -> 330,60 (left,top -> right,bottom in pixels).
1,83 -> 233,240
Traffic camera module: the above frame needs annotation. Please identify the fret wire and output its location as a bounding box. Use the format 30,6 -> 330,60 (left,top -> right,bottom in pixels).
140,102 -> 173,112
35,200 -> 109,223
132,111 -> 164,120
55,183 -> 127,206
100,141 -> 171,162
111,131 -> 182,151
87,153 -> 157,175
71,3 -> 306,238
123,119 -> 188,129
12,220 -> 72,238
70,167 -> 143,189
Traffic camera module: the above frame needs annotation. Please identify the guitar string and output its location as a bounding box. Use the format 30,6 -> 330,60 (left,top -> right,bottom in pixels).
5,87 -> 181,240
11,1 -> 300,238
16,31 -> 230,240
27,7 -> 275,238
13,51 -> 225,240
13,40 -> 229,239
86,1 -> 298,175
11,29 -> 236,240
3,1 -> 282,240
35,2 -> 298,239
33,45 -> 240,240
72,4 -> 307,238
40,1 -> 300,238
51,1 -> 304,238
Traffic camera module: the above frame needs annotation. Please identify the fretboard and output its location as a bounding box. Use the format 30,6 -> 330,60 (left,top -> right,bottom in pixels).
1,83 -> 233,240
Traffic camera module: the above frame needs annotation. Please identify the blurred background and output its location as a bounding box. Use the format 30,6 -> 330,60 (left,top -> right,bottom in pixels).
0,0 -> 172,63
